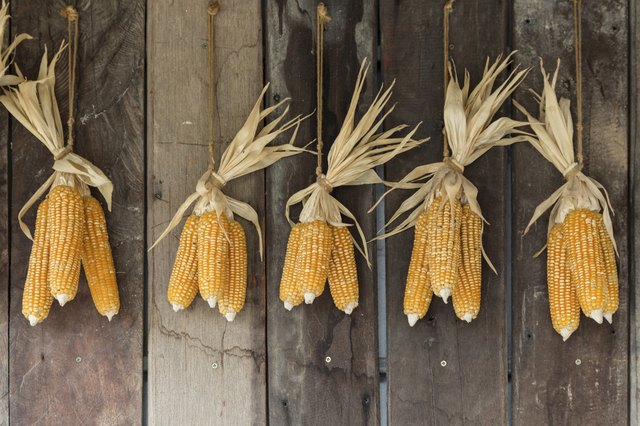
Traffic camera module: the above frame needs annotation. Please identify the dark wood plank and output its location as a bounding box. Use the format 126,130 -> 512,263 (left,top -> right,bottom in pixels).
511,1 -> 629,424
380,1 -> 509,424
9,1 -> 144,424
264,1 -> 379,424
0,50 -> 7,426
632,0 -> 640,422
146,0 -> 267,423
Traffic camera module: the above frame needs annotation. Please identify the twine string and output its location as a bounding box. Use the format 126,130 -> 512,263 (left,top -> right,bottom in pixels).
316,2 -> 331,179
572,0 -> 583,167
208,2 -> 220,170
443,0 -> 455,159
63,6 -> 79,149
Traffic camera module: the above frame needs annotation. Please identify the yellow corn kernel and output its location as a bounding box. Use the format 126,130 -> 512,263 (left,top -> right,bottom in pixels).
218,219 -> 247,321
297,220 -> 333,304
564,209 -> 607,323
547,224 -> 580,341
279,223 -> 304,310
22,199 -> 53,326
197,211 -> 229,308
596,215 -> 618,323
167,215 -> 199,311
426,196 -> 461,302
453,204 -> 482,323
404,210 -> 432,327
328,226 -> 359,315
82,196 -> 120,320
47,184 -> 85,306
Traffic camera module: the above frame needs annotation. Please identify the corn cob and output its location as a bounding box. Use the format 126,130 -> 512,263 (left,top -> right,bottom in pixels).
197,211 -> 229,308
22,199 -> 54,326
46,184 -> 85,306
426,196 -> 462,303
81,196 -> 120,320
297,220 -> 333,304
564,209 -> 607,323
547,224 -> 580,341
280,223 -> 304,310
453,204 -> 482,322
218,219 -> 247,322
596,215 -> 618,323
327,226 -> 359,314
404,210 -> 432,326
167,215 -> 199,311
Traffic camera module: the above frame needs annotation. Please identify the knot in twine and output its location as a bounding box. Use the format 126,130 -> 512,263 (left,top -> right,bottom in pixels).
61,5 -> 78,20
443,157 -> 464,174
208,1 -> 219,16
562,162 -> 582,180
317,174 -> 333,193
53,145 -> 73,161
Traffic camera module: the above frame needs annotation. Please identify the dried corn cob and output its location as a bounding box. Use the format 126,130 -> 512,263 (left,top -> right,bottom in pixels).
327,226 -> 359,314
297,220 -> 333,304
218,219 -> 247,322
426,196 -> 461,303
22,199 -> 54,326
564,209 -> 607,323
197,211 -> 229,308
404,211 -> 432,326
547,224 -> 580,340
47,184 -> 85,306
168,215 -> 199,311
453,204 -> 482,322
82,196 -> 120,320
280,223 -> 304,310
596,216 -> 618,323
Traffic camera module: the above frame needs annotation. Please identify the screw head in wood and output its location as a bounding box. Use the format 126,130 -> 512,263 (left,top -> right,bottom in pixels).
325,356 -> 331,363
75,356 -> 82,363
575,359 -> 581,366
212,362 -> 218,369
440,360 -> 447,367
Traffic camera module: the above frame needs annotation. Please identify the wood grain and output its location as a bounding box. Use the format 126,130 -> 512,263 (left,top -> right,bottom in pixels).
264,1 -> 379,424
8,1 -> 144,424
380,1 -> 510,424
632,0 -> 640,423
146,0 -> 266,424
511,1 -> 629,424
0,53 -> 7,426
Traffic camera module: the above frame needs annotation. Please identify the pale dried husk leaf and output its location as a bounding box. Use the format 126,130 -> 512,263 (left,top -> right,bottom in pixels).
513,59 -> 616,255
375,53 -> 531,272
0,1 -> 31,86
285,59 -> 428,266
0,43 -> 112,240
150,85 -> 309,258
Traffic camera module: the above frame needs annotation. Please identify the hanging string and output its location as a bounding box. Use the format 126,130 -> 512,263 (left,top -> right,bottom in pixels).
62,6 -> 79,148
572,0 -> 583,167
442,0 -> 455,159
316,2 -> 331,179
207,1 -> 220,170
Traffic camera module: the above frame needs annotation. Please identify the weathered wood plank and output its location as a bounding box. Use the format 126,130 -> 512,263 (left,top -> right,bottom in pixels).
511,1 -> 629,424
0,47 -> 7,426
264,1 -> 379,424
8,1 -> 145,425
147,0 -> 266,424
632,0 -> 640,423
380,1 -> 509,424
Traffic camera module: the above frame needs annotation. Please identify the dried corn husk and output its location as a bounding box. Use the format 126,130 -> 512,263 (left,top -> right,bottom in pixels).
0,0 -> 31,86
286,59 -> 427,265
150,84 -> 308,257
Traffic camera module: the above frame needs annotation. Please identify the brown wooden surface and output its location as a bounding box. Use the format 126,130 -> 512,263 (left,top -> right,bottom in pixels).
0,61 -> 7,426
511,1 -> 629,424
632,0 -> 640,422
146,0 -> 266,424
264,1 -> 380,424
8,1 -> 145,424
380,1 -> 510,424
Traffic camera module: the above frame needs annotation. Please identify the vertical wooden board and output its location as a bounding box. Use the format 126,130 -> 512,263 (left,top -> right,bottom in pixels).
512,1 -> 629,424
8,1 -> 145,424
264,1 -> 379,424
632,0 -> 640,423
380,1 -> 509,424
147,1 -> 266,424
0,77 -> 7,426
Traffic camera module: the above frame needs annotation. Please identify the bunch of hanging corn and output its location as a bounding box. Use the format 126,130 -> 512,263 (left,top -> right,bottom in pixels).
151,85 -> 307,321
279,60 -> 426,313
0,44 -> 119,325
515,60 -> 618,341
377,53 -> 529,326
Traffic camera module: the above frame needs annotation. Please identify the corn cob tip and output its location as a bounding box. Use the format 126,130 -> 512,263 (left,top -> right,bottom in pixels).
407,314 -> 419,327
304,293 -> 316,304
343,302 -> 358,315
56,294 -> 70,306
439,289 -> 451,304
604,313 -> 613,324
461,313 -> 473,323
283,301 -> 294,311
28,315 -> 40,327
225,312 -> 236,322
105,311 -> 117,321
172,303 -> 184,312
587,309 -> 604,324
207,297 -> 218,308
560,327 -> 575,342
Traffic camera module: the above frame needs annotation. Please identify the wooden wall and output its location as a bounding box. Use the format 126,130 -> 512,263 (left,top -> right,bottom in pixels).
0,0 -> 635,425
